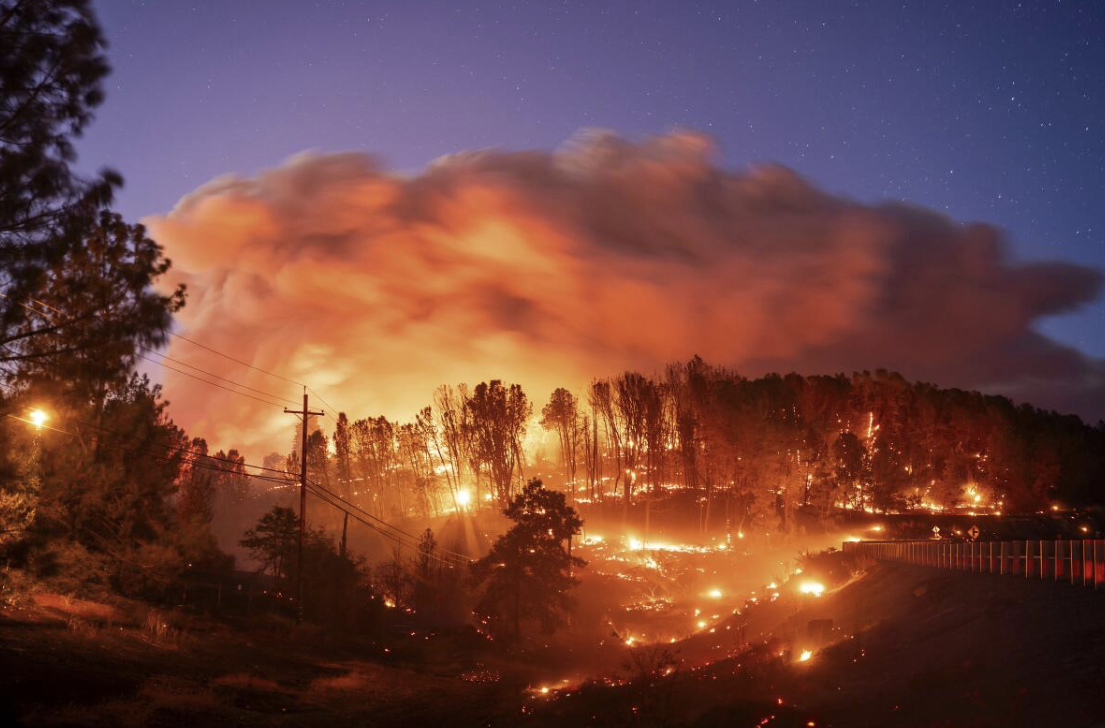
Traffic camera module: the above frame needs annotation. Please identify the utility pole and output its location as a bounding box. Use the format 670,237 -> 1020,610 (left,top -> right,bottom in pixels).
285,389 -> 324,623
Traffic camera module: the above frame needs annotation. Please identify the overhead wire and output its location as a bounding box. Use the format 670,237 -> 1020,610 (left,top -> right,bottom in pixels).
303,475 -> 474,563
135,353 -> 295,409
10,410 -> 470,565
304,482 -> 468,568
3,297 -> 475,565
23,294 -> 346,419
7,295 -> 307,411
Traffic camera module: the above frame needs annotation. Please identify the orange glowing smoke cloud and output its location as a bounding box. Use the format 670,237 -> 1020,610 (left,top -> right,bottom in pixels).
145,131 -> 1103,458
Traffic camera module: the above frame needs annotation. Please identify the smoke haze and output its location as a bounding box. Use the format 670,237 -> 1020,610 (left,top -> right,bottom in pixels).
146,131 -> 1104,459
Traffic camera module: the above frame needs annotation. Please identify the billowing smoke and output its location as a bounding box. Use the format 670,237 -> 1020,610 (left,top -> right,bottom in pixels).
146,130 -> 1104,459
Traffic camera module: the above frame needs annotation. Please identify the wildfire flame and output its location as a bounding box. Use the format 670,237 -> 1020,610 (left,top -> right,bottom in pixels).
799,581 -> 825,597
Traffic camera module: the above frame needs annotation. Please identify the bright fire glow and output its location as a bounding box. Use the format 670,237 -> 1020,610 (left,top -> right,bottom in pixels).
707,588 -> 723,599
798,649 -> 812,662
799,581 -> 825,597
456,490 -> 472,507
28,409 -> 48,429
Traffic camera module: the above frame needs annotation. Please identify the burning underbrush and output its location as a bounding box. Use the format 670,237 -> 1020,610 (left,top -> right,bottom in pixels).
505,520 -> 870,692
520,543 -> 1105,728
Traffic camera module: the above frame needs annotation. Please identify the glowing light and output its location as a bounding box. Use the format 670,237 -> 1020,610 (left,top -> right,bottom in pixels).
625,636 -> 635,646
707,588 -> 723,599
844,535 -> 861,543
798,649 -> 812,662
696,620 -> 707,630
737,531 -> 745,539
799,581 -> 825,597
456,490 -> 472,507
28,409 -> 48,429
627,537 -> 644,551
868,525 -> 883,532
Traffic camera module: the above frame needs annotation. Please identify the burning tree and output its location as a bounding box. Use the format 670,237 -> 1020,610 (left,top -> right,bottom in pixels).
464,380 -> 531,507
471,478 -> 584,639
540,387 -> 582,496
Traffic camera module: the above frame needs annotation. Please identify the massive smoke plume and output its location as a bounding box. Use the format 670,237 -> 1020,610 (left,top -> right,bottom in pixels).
146,131 -> 1104,458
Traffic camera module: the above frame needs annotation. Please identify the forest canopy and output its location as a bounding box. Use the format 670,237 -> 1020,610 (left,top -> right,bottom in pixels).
298,361 -> 1105,536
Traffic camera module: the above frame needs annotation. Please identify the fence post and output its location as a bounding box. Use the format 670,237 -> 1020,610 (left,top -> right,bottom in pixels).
1068,540 -> 1076,586
1056,541 -> 1065,587
1091,541 -> 1100,592
1079,540 -> 1087,586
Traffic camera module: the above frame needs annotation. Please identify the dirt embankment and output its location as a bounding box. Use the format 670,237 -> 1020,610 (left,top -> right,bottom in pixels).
0,592 -> 517,727
783,561 -> 1105,728
532,556 -> 1105,728
3,558 -> 1104,728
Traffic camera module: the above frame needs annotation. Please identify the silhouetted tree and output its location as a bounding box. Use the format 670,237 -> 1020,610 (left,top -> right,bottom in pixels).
464,381 -> 531,507
541,387 -> 581,495
240,505 -> 298,587
471,479 -> 584,639
0,0 -> 119,334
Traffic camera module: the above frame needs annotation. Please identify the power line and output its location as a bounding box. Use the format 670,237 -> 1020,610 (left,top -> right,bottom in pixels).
6,413 -> 294,487
304,476 -> 474,563
306,386 -> 341,423
73,417 -> 296,477
6,295 -> 302,410
3,298 -> 467,561
138,349 -> 300,406
14,295 -> 353,425
304,482 -> 468,568
62,410 -> 463,563
136,354 -> 289,409
7,410 -> 472,568
75,411 -> 470,564
170,331 -> 305,388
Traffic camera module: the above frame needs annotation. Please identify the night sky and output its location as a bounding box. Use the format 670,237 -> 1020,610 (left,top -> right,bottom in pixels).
78,0 -> 1104,357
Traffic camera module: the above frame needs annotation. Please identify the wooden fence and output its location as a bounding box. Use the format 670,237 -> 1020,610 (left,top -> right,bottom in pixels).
842,539 -> 1105,589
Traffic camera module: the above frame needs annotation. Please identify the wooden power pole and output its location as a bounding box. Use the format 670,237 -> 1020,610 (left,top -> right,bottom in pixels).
285,389 -> 324,623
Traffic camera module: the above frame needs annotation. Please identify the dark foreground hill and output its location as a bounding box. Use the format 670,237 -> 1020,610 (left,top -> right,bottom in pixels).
2,553 -> 1104,727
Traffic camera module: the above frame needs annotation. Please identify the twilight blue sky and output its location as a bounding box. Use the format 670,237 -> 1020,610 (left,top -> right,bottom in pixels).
78,0 -> 1103,356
